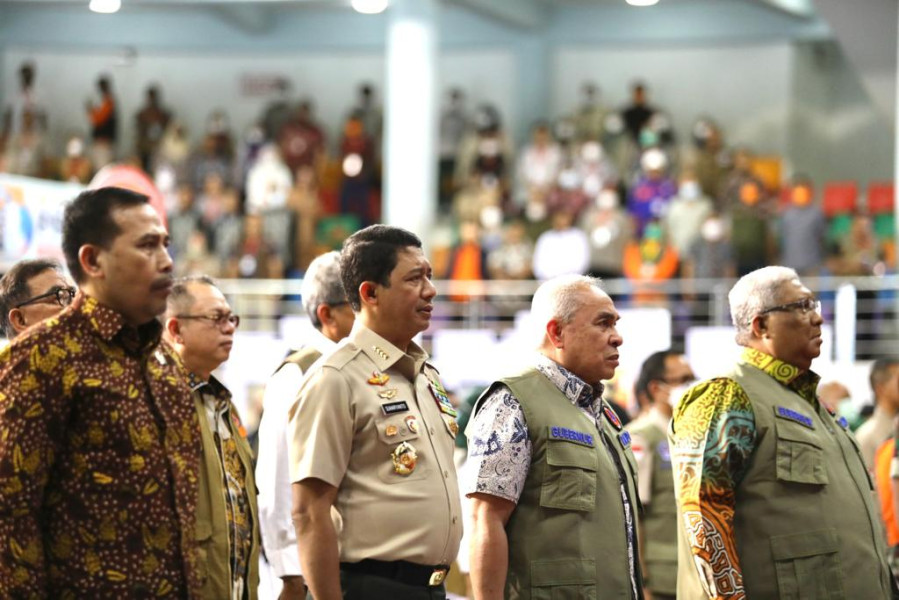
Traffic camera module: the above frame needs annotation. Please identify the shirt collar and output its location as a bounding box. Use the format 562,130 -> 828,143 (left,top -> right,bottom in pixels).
76,291 -> 162,355
535,354 -> 604,410
350,323 -> 430,381
741,347 -> 820,402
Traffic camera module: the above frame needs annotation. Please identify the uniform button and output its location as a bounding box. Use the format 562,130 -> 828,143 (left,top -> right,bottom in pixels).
452,516 -> 458,524
443,470 -> 449,478
429,427 -> 435,435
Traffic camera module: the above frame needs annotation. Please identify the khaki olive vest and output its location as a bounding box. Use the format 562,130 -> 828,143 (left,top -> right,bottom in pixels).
677,362 -> 893,599
277,346 -> 322,374
478,368 -> 641,600
626,416 -> 677,595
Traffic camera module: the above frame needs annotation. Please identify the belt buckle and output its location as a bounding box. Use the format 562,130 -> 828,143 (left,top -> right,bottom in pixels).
428,568 -> 447,586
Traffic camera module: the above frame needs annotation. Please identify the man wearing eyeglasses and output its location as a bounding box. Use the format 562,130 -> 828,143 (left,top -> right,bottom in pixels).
0,258 -> 76,339
670,266 -> 896,600
163,275 -> 259,600
626,350 -> 696,600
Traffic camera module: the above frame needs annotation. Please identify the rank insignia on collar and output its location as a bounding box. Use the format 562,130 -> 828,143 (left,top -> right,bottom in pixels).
368,371 -> 390,386
603,404 -> 622,430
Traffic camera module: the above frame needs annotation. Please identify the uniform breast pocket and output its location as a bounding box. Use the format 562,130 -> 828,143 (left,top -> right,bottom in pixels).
375,414 -> 428,484
775,424 -> 828,486
771,528 -> 845,599
540,441 -> 597,512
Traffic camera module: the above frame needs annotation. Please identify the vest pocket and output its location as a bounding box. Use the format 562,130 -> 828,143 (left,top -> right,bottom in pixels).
540,440 -> 597,511
770,528 -> 845,599
775,425 -> 828,485
530,558 -> 596,600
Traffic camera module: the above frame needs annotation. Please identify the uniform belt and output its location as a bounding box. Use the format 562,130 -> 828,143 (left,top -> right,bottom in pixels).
340,559 -> 450,587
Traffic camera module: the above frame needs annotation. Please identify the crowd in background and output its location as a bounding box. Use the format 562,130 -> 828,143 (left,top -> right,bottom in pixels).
0,62 -> 894,290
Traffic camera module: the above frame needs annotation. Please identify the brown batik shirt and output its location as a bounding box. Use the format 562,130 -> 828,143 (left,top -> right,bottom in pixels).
0,292 -> 202,598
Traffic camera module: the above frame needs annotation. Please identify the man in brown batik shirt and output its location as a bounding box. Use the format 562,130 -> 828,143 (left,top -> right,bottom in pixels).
0,187 -> 203,598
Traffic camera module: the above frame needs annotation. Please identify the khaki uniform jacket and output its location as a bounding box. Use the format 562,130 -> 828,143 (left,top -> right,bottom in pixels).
288,324 -> 463,566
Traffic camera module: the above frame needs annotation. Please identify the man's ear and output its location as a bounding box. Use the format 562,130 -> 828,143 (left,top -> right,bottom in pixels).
8,308 -> 26,334
750,314 -> 768,339
545,319 -> 565,349
316,304 -> 333,327
359,282 -> 378,308
164,316 -> 181,344
78,245 -> 103,279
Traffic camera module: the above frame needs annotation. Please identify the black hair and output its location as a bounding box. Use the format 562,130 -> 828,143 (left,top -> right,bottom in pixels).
0,258 -> 64,339
634,350 -> 676,406
62,187 -> 150,283
340,225 -> 422,312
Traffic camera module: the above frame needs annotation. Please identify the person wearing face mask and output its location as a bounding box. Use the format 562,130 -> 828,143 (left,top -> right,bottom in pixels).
579,188 -> 632,280
682,213 -> 735,322
627,351 -> 696,600
664,170 -> 713,258
779,176 -> 827,277
670,266 -> 896,600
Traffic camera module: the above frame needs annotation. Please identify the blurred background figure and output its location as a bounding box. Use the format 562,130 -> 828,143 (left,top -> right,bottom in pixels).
2,61 -> 46,150
779,175 -> 827,277
135,84 -> 171,173
85,74 -> 117,169
628,147 -> 677,237
438,88 -> 470,212
572,81 -> 608,143
857,358 -> 899,470
532,209 -> 588,280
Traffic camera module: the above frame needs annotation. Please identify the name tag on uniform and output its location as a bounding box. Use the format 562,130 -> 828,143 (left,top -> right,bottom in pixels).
381,401 -> 409,416
775,406 -> 814,429
549,426 -> 595,447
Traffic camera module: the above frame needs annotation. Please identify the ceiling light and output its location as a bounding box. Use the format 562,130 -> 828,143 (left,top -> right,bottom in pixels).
626,0 -> 659,6
352,0 -> 388,15
89,0 -> 121,14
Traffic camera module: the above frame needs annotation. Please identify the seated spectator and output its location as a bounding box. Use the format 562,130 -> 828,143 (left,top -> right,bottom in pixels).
683,212 -> 735,281
168,183 -> 200,261
664,168 -> 713,258
211,188 -> 244,269
579,188 -> 632,280
572,82 -> 608,143
689,118 -> 730,199
445,221 -> 489,301
576,140 -> 618,201
287,164 -> 324,272
278,100 -> 326,175
730,175 -> 775,275
246,144 -> 292,215
487,219 -> 534,280
623,219 -> 679,304
779,175 -> 826,276
546,165 -> 589,220
628,147 -> 677,236
197,171 -> 229,235
190,133 -> 233,194
175,229 -> 220,278
532,209 -> 589,280
156,120 -> 191,182
717,145 -> 766,212
226,214 -> 283,279
58,135 -> 93,183
515,121 -> 562,217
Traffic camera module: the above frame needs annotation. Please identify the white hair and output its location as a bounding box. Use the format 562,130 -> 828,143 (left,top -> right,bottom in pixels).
728,266 -> 800,345
531,274 -> 604,343
301,251 -> 347,330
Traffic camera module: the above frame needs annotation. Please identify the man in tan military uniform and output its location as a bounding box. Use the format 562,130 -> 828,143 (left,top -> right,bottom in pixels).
289,225 -> 462,600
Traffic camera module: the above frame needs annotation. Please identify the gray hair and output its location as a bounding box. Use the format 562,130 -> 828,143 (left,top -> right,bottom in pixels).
729,266 -> 800,345
531,274 -> 604,341
301,251 -> 348,330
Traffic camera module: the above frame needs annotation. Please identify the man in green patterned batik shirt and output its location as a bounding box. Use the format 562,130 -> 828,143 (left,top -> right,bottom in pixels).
670,265 -> 897,600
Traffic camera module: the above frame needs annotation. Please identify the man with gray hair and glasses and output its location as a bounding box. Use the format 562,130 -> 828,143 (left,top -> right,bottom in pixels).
0,258 -> 75,339
256,251 -> 354,599
670,266 -> 897,599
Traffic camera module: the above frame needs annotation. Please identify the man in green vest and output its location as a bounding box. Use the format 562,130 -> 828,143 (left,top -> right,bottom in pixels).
465,274 -> 643,600
163,275 -> 260,599
255,250 -> 354,599
670,265 -> 898,599
626,350 -> 695,600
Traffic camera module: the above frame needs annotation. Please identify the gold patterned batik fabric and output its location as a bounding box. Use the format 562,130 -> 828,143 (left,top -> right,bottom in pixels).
669,348 -> 819,600
0,293 -> 202,599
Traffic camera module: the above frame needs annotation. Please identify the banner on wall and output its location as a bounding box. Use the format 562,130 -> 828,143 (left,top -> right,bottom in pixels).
0,174 -> 84,272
